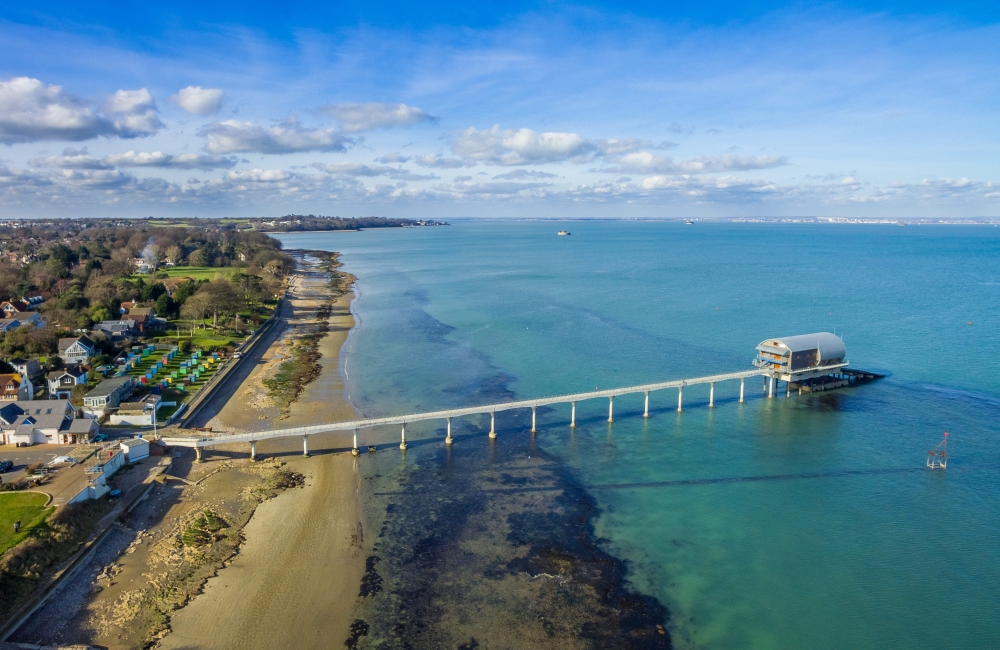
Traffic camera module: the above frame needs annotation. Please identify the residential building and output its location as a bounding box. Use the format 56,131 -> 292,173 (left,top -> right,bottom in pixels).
59,335 -> 96,366
83,376 -> 134,417
110,394 -> 162,426
0,309 -> 42,327
120,437 -> 150,462
95,320 -> 138,340
0,400 -> 97,445
1,300 -> 30,315
10,358 -> 42,380
0,374 -> 33,401
47,366 -> 89,399
0,318 -> 21,332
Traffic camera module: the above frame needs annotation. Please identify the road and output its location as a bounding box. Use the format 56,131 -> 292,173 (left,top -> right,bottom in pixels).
0,444 -> 75,483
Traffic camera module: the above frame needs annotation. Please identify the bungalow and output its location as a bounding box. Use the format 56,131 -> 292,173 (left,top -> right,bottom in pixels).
59,335 -> 96,366
110,394 -> 162,426
9,358 -> 42,379
47,366 -> 88,399
0,400 -> 97,445
83,376 -> 134,418
0,374 -> 33,401
0,318 -> 21,332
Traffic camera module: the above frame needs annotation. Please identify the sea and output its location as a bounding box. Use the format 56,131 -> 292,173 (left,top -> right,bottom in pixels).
276,221 -> 1000,649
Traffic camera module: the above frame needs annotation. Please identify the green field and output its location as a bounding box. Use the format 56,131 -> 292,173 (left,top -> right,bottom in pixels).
0,492 -> 52,556
154,266 -> 234,281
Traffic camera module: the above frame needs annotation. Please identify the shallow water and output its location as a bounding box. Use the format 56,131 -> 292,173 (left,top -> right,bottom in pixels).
278,221 -> 1000,649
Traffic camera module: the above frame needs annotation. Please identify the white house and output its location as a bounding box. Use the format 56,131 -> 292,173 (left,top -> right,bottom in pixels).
10,358 -> 42,380
47,366 -> 89,399
0,400 -> 98,445
59,335 -> 96,366
109,394 -> 162,426
83,376 -> 134,418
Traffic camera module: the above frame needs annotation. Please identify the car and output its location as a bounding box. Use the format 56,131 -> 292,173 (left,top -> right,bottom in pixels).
0,460 -> 13,473
47,456 -> 76,467
108,489 -> 122,499
93,434 -> 107,443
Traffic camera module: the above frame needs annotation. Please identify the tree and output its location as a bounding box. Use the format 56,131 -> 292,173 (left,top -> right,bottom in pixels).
155,293 -> 178,319
198,279 -> 241,327
180,292 -> 212,328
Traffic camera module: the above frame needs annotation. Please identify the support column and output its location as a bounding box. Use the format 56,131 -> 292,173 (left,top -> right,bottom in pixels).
352,429 -> 359,456
445,417 -> 453,445
250,440 -> 257,461
768,376 -> 775,399
709,382 -> 715,408
740,378 -> 745,403
786,381 -> 790,398
195,447 -> 203,463
677,385 -> 684,412
571,401 -> 576,427
489,412 -> 497,439
400,423 -> 407,450
643,391 -> 650,418
302,435 -> 309,457
764,377 -> 768,393
608,396 -> 614,423
531,407 -> 537,433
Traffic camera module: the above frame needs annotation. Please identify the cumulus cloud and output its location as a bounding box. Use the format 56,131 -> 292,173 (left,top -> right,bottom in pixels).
310,161 -> 437,180
0,77 -> 163,144
451,125 -> 594,165
436,179 -> 551,195
321,103 -> 433,133
603,152 -> 788,174
414,153 -> 468,168
375,152 -> 410,163
493,169 -> 558,180
595,138 -> 675,155
32,148 -> 237,170
170,86 -> 225,115
200,118 -> 352,154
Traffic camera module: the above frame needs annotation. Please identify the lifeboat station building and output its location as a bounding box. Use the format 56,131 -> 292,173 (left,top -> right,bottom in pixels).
753,332 -> 862,397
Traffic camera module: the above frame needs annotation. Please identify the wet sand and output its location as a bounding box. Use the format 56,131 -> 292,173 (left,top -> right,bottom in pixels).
158,259 -> 365,650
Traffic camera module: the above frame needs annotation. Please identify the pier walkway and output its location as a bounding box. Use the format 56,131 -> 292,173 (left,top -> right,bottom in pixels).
168,368 -> 772,458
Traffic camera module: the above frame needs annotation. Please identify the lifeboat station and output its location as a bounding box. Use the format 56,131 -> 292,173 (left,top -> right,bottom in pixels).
753,332 -> 881,397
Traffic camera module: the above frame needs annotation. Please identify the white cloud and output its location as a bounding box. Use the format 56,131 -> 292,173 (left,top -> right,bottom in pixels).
451,125 -> 594,165
375,152 -> 410,163
311,161 -> 437,180
493,169 -> 558,180
436,179 -> 551,195
321,103 -> 433,133
102,88 -> 163,138
31,148 -> 236,170
603,152 -> 788,174
414,153 -> 468,168
595,138 -> 675,155
200,118 -> 352,154
170,86 -> 225,115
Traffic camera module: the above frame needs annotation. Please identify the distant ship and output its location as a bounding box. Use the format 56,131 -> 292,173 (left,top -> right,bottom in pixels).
685,220 -> 694,225
557,230 -> 571,236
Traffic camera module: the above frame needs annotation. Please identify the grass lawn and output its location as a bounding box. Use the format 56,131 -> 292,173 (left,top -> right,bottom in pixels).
152,267 -> 234,281
0,492 -> 52,556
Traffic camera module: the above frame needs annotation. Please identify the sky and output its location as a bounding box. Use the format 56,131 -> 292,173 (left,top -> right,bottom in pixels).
0,1 -> 998,219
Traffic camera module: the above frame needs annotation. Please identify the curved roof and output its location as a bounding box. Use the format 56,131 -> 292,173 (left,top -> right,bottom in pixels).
756,332 -> 846,361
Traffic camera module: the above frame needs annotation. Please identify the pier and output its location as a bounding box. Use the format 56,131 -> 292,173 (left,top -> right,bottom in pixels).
169,331 -> 880,460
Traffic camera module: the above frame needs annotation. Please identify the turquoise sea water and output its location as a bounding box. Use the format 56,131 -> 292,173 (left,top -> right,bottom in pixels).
277,221 -> 1000,649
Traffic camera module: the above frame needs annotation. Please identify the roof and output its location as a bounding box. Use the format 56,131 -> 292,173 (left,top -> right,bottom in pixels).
0,374 -> 20,387
120,438 -> 150,448
129,307 -> 153,317
48,367 -> 87,380
756,332 -> 846,361
0,400 -> 76,432
86,376 -> 133,398
96,320 -> 136,333
59,335 -> 95,352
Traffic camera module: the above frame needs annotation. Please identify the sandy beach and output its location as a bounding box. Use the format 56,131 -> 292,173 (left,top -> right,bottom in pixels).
157,258 -> 367,649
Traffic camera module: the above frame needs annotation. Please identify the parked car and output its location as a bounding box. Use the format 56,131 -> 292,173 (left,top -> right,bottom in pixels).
0,460 -> 13,473
93,434 -> 107,442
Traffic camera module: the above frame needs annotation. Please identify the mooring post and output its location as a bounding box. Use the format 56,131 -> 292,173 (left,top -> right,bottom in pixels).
302,435 -> 309,457
571,401 -> 577,427
195,447 -> 203,463
740,377 -> 745,403
677,385 -> 684,412
489,411 -> 497,439
400,423 -> 407,450
608,396 -> 614,423
250,440 -> 257,462
709,382 -> 715,408
531,407 -> 537,433
768,376 -> 775,399
445,417 -> 453,445
352,428 -> 359,456
643,391 -> 650,418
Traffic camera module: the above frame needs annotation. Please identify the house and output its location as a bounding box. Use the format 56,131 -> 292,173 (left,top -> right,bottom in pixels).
0,400 -> 97,445
120,437 -> 150,462
0,374 -> 33,401
0,318 -> 21,332
94,320 -> 138,341
1,300 -> 30,315
133,258 -> 153,274
126,307 -> 165,332
59,335 -> 96,366
119,301 -> 138,315
83,376 -> 134,417
0,309 -> 42,327
21,294 -> 43,307
9,358 -> 42,380
47,366 -> 89,399
110,394 -> 162,426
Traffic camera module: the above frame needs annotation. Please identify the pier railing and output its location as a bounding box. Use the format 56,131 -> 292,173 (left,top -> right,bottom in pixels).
168,367 -> 769,456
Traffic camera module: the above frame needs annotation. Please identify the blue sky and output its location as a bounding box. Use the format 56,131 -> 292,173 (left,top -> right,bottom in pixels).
0,1 -> 998,218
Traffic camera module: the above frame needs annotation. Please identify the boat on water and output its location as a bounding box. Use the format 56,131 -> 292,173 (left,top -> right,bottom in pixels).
685,220 -> 694,225
557,230 -> 571,236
